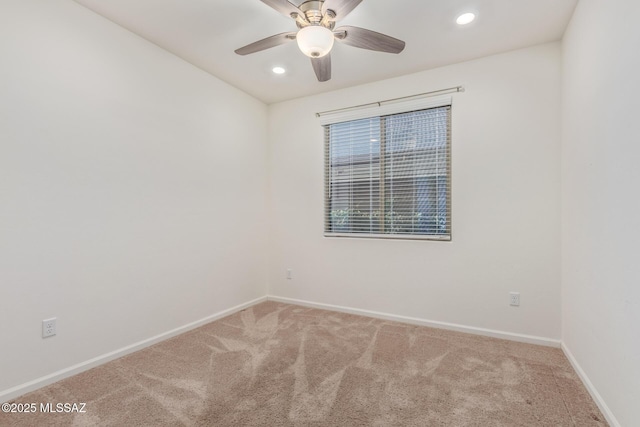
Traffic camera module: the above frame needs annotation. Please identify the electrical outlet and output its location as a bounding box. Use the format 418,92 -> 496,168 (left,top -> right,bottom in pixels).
286,269 -> 292,280
509,292 -> 520,307
42,318 -> 57,338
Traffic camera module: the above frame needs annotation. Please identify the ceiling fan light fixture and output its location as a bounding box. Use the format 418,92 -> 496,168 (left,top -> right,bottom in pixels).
234,0 -> 405,82
296,25 -> 334,58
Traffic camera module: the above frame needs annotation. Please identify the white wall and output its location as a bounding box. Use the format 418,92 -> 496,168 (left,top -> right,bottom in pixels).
267,43 -> 562,341
0,0 -> 268,396
561,1 -> 640,425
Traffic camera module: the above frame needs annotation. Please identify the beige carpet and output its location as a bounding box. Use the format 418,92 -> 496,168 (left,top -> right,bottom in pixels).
1,301 -> 606,426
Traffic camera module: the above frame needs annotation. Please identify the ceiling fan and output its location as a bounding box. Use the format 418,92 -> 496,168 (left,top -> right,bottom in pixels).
234,0 -> 406,82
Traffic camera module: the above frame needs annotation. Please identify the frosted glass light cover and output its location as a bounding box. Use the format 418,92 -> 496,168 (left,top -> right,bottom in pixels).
296,26 -> 334,58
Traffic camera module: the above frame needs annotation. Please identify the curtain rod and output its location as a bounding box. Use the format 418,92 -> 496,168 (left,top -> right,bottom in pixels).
315,85 -> 465,118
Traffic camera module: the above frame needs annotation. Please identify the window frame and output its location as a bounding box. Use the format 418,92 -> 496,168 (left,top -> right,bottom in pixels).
321,95 -> 452,241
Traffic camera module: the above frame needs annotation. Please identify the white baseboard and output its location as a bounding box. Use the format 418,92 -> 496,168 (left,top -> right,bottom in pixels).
0,296 -> 267,403
267,295 -> 561,348
561,343 -> 620,427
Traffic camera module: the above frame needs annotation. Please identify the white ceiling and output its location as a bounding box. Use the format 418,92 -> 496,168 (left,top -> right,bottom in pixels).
73,0 -> 578,104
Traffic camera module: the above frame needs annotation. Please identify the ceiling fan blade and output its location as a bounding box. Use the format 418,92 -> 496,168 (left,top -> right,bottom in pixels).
260,0 -> 306,21
311,54 -> 331,82
334,26 -> 405,54
321,0 -> 363,21
234,32 -> 296,55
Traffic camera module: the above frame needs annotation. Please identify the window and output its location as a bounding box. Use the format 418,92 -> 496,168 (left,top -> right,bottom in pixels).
323,103 -> 451,240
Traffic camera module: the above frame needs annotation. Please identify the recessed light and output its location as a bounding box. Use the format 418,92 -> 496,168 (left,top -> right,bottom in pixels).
272,66 -> 286,74
456,12 -> 476,25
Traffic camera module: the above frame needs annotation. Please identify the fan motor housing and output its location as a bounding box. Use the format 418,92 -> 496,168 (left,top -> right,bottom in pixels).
297,0 -> 334,28
299,0 -> 323,14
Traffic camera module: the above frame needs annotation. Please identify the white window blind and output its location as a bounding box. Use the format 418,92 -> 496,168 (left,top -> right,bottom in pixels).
324,104 -> 451,240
